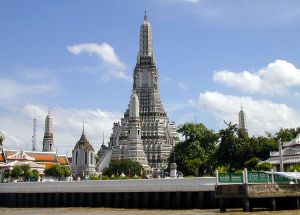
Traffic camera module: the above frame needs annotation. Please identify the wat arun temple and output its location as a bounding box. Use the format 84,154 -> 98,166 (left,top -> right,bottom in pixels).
98,12 -> 179,170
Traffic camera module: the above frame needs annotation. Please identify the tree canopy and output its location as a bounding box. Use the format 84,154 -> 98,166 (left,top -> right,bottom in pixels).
170,123 -> 219,176
44,165 -> 71,180
102,159 -> 144,177
171,122 -> 288,176
10,164 -> 39,182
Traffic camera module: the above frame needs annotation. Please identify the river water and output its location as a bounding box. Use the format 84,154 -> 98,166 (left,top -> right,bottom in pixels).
1,208 -> 300,215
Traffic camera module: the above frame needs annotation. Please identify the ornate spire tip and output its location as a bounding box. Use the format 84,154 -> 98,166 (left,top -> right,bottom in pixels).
144,10 -> 148,21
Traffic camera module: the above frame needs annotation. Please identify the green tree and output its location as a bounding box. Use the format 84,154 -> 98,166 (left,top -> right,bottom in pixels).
10,164 -> 34,181
275,128 -> 300,142
30,169 -> 40,181
44,165 -> 71,180
257,162 -> 272,171
248,136 -> 278,160
10,165 -> 22,180
244,157 -> 260,170
215,122 -> 245,171
21,164 -> 31,181
170,123 -> 219,176
102,159 -> 144,177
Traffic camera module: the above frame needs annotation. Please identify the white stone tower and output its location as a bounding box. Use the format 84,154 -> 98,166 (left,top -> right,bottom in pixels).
239,105 -> 248,137
125,92 -> 149,168
42,110 -> 54,152
106,12 -> 179,168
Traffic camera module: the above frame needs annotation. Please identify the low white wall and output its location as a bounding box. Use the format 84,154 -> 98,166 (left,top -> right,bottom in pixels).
0,177 -> 216,193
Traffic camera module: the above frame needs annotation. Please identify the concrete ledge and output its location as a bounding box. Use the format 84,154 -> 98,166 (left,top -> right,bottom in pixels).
216,184 -> 300,199
0,177 -> 216,193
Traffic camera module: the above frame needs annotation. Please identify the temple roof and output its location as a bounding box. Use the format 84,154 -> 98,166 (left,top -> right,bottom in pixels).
74,132 -> 94,152
57,155 -> 69,165
265,155 -> 300,165
2,149 -> 69,167
283,134 -> 300,148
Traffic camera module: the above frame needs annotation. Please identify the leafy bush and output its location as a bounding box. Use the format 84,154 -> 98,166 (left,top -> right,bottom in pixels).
287,164 -> 300,172
257,162 -> 272,171
89,174 -> 100,180
102,159 -> 144,177
244,157 -> 260,171
44,165 -> 71,180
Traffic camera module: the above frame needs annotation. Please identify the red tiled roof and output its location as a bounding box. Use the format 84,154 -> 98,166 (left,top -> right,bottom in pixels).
26,152 -> 57,162
41,162 -> 56,169
57,155 -> 68,165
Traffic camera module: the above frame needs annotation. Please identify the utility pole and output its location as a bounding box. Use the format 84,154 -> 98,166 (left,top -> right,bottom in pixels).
32,118 -> 37,151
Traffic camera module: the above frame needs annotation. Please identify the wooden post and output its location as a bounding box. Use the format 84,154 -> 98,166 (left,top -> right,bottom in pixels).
133,192 -> 139,208
243,198 -> 250,212
143,192 -> 149,208
296,197 -> 300,209
164,192 -> 170,209
186,192 -> 192,209
219,198 -> 226,212
270,198 -> 276,211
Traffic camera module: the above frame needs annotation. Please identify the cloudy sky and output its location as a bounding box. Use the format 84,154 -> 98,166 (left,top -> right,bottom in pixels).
1,0 -> 300,154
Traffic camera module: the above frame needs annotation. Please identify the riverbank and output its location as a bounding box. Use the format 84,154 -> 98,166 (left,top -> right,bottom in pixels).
1,208 -> 300,215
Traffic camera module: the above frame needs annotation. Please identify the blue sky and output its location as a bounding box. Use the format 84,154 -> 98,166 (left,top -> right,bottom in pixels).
1,0 -> 300,154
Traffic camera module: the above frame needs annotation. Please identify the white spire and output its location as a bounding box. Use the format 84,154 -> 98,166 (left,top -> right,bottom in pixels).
239,104 -> 248,137
139,11 -> 153,57
129,91 -> 140,118
43,109 -> 54,151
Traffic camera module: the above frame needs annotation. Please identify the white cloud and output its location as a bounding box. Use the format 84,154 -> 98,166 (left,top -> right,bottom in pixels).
177,82 -> 189,90
67,43 -> 131,81
0,78 -> 59,101
0,104 -> 122,155
213,60 -> 300,95
190,91 -> 300,135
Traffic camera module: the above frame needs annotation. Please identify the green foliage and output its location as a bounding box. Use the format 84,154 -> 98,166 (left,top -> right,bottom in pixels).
30,169 -> 40,181
89,174 -> 100,180
10,165 -> 22,179
215,165 -> 229,173
215,122 -> 283,172
44,165 -> 71,180
170,123 -> 219,176
257,162 -> 272,171
10,164 -> 37,182
101,175 -> 110,180
3,171 -> 10,178
275,128 -> 300,142
102,159 -> 144,177
287,164 -> 300,172
244,157 -> 260,171
215,122 -> 245,171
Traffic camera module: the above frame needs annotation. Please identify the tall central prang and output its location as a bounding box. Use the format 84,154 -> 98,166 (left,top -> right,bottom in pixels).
98,12 -> 179,169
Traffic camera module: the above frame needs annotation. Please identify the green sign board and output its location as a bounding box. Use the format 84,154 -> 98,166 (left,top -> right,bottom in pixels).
273,174 -> 291,184
218,171 -> 293,184
218,173 -> 243,183
248,171 -> 271,183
